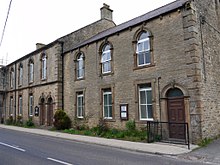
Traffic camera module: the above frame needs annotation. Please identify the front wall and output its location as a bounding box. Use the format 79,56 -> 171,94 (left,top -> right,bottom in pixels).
5,43 -> 62,125
64,10 -> 190,130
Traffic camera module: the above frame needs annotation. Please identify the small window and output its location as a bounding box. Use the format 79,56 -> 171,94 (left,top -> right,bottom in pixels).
101,44 -> 112,74
29,60 -> 34,83
139,84 -> 153,120
9,97 -> 13,116
41,54 -> 47,80
76,92 -> 84,118
19,64 -> 23,86
103,89 -> 112,119
29,95 -> 33,116
76,53 -> 84,79
10,69 -> 14,88
136,32 -> 151,66
19,96 -> 23,115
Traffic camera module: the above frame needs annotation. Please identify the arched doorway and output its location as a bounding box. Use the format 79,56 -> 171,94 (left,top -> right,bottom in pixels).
47,97 -> 53,126
166,88 -> 185,139
40,97 -> 45,125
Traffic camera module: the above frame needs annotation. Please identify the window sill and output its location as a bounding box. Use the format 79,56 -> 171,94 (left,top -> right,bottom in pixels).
136,119 -> 154,124
41,78 -> 47,81
100,72 -> 114,77
75,77 -> 85,81
104,118 -> 116,122
133,63 -> 155,70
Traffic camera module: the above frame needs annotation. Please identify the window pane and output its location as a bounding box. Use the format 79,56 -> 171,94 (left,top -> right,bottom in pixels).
139,32 -> 148,40
104,106 -> 108,117
141,105 -> 147,119
137,42 -> 142,52
145,51 -> 151,64
147,105 -> 153,118
109,93 -> 112,105
104,94 -> 108,105
147,90 -> 152,104
109,105 -> 112,118
138,53 -> 144,65
101,53 -> 107,62
106,51 -> 111,60
140,91 -> 146,104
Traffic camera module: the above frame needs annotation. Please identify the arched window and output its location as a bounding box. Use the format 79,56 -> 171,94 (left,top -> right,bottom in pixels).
76,52 -> 84,79
41,54 -> 47,80
29,59 -> 34,83
18,63 -> 23,86
10,68 -> 14,88
167,88 -> 184,98
136,31 -> 151,66
101,44 -> 111,74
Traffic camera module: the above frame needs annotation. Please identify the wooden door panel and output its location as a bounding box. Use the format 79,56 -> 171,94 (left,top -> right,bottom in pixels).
168,98 -> 185,139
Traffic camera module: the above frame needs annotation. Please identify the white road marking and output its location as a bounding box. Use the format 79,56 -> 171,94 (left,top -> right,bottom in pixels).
0,142 -> 26,152
47,157 -> 73,165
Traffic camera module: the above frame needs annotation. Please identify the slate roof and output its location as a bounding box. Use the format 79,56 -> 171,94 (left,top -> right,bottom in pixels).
65,0 -> 189,53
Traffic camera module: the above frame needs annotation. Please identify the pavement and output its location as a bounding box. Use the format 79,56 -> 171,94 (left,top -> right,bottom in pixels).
0,124 -> 198,156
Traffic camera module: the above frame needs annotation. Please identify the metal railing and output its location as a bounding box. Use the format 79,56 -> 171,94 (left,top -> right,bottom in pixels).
147,121 -> 190,149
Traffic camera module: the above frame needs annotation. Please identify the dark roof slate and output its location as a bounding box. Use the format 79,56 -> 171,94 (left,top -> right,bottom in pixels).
66,0 -> 189,53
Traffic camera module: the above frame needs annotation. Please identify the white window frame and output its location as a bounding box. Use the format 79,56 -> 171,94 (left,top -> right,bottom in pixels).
76,54 -> 84,79
103,90 -> 112,119
29,95 -> 33,116
42,55 -> 47,80
10,97 -> 13,116
136,33 -> 150,66
29,63 -> 34,83
139,85 -> 153,121
101,45 -> 111,74
19,96 -> 23,115
76,93 -> 84,118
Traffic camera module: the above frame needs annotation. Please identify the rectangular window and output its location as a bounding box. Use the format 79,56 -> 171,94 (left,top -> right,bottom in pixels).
10,71 -> 14,88
103,89 -> 112,119
10,97 -> 13,116
19,67 -> 23,85
139,84 -> 153,120
42,57 -> 46,79
76,93 -> 84,118
29,95 -> 33,116
19,96 -> 22,115
29,63 -> 34,83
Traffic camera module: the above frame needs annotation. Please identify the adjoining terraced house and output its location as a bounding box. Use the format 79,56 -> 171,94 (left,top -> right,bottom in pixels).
0,0 -> 220,143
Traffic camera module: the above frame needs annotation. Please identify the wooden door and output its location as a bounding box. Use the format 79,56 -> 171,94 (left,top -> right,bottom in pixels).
40,104 -> 45,125
168,98 -> 185,139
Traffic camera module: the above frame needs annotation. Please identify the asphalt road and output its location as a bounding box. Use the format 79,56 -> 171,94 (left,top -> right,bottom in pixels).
0,128 -> 208,165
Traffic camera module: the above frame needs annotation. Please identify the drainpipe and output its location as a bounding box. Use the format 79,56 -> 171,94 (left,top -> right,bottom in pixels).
158,77 -> 162,122
199,15 -> 207,82
14,63 -> 17,121
61,42 -> 64,110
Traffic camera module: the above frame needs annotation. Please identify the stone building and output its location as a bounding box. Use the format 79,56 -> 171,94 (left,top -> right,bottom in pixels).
0,0 -> 220,143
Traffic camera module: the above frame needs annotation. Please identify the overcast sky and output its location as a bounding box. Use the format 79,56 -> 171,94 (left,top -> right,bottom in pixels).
0,0 -> 174,64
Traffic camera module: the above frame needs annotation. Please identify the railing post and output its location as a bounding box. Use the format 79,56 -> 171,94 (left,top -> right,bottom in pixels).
187,123 -> 190,150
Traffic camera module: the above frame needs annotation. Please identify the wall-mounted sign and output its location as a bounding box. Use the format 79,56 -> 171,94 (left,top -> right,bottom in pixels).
34,106 -> 39,117
120,104 -> 128,120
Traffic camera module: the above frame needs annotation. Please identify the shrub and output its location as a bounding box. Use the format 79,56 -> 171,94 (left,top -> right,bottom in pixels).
6,116 -> 14,125
126,120 -> 136,131
53,110 -> 71,130
16,115 -> 23,126
25,117 -> 35,127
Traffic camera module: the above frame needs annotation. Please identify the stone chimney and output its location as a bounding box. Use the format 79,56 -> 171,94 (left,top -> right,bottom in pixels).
36,43 -> 45,50
100,3 -> 113,21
